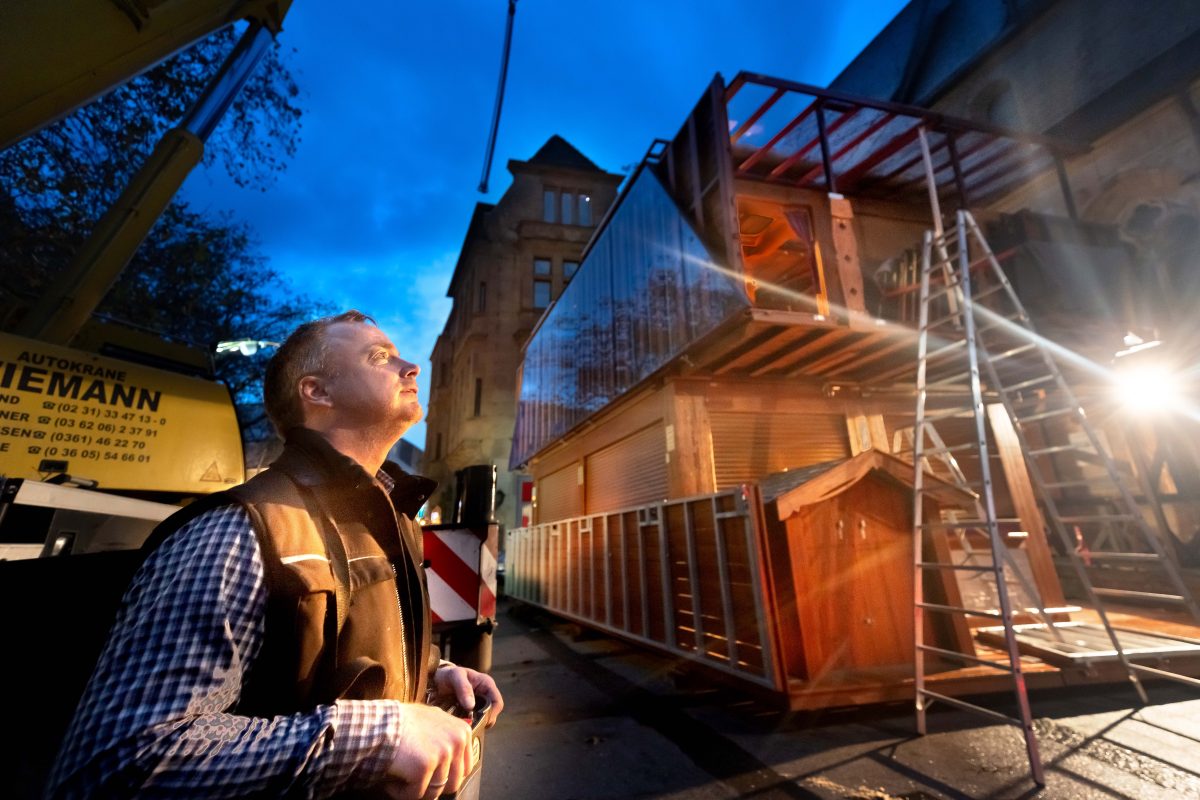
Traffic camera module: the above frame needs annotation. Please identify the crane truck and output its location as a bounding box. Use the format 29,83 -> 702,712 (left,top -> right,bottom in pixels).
0,3 -> 293,793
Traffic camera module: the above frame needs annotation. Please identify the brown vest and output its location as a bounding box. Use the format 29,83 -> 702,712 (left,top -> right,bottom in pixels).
151,431 -> 439,717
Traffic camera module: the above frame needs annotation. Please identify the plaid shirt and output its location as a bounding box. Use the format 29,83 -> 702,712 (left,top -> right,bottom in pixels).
47,472 -> 411,799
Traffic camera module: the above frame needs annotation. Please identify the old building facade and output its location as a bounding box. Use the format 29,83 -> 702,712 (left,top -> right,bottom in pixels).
422,136 -> 621,530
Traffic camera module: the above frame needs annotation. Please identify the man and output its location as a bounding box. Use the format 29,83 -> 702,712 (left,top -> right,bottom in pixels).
48,311 -> 502,799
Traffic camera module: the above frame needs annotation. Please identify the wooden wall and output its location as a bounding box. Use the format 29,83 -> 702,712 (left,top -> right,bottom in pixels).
528,375 -> 918,523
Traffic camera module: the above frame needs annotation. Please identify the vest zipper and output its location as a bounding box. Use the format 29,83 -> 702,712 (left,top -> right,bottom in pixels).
391,563 -> 412,699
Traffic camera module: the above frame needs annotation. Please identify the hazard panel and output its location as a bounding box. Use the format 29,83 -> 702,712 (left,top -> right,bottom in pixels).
423,523 -> 499,625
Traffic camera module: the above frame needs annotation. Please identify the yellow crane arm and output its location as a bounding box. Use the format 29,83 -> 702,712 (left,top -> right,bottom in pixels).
0,0 -> 291,151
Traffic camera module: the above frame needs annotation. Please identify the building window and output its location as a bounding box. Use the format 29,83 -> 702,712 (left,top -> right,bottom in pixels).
477,281 -> 487,313
534,257 -> 551,276
473,378 -> 483,416
544,188 -> 592,225
563,260 -> 579,281
533,279 -> 551,309
560,191 -> 574,225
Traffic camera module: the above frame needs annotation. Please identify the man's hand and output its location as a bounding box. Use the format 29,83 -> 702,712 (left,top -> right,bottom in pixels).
433,663 -> 505,728
384,703 -> 472,799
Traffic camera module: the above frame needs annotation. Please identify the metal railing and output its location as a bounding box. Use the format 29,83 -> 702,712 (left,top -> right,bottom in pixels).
506,486 -> 782,691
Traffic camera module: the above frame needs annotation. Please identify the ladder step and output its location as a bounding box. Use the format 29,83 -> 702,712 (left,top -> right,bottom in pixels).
1086,552 -> 1160,563
917,562 -> 997,572
999,373 -> 1057,393
1058,514 -> 1138,524
919,442 -> 977,457
1027,443 -> 1089,457
926,280 -> 1007,305
925,339 -> 968,361
1043,480 -> 1096,490
1128,663 -> 1200,689
975,311 -> 1025,332
1015,407 -> 1077,424
916,601 -> 1003,619
922,310 -> 965,330
925,369 -> 975,388
918,518 -> 1021,529
918,643 -> 1015,671
925,282 -> 963,304
986,343 -> 1038,364
915,407 -> 971,424
971,283 -> 1007,303
917,689 -> 1024,727
1092,587 -> 1188,605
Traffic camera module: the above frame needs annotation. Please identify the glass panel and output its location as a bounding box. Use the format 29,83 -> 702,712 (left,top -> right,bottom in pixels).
579,194 -> 593,226
511,168 -> 748,467
563,260 -> 579,281
561,191 -> 574,225
533,279 -> 551,308
543,189 -> 556,222
534,257 -> 551,275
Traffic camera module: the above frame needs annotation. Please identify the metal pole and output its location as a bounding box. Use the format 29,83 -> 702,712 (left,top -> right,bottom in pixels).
917,126 -> 943,238
183,22 -> 275,140
814,101 -> 838,194
478,0 -> 518,193
1054,157 -> 1079,220
946,132 -> 971,208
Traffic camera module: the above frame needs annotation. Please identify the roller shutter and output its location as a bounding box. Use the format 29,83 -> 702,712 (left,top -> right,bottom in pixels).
709,411 -> 851,488
536,462 -> 583,523
586,423 -> 669,513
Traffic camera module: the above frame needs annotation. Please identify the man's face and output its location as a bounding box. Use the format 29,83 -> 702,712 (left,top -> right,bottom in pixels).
317,322 -> 423,433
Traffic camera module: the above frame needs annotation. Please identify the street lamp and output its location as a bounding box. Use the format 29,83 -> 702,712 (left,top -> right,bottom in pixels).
215,339 -> 279,356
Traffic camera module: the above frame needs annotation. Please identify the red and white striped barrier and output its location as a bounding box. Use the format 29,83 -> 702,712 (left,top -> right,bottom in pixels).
423,524 -> 498,624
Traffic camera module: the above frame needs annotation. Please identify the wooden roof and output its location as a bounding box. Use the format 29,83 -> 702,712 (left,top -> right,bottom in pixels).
767,449 -> 975,521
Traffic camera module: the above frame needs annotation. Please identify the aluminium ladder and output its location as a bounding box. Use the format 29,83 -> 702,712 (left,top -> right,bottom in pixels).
894,421 -> 1064,639
950,210 -> 1200,678
912,209 -> 1200,787
911,221 -> 1046,785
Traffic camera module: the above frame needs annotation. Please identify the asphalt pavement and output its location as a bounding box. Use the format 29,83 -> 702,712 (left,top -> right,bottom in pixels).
480,598 -> 1200,799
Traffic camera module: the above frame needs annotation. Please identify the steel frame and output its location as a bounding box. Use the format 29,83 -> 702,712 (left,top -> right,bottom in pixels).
506,488 -> 782,691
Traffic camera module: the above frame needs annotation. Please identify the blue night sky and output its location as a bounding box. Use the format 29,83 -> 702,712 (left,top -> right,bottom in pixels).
180,0 -> 909,448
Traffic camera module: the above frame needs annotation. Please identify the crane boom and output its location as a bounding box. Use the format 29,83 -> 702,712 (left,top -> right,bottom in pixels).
0,0 -> 291,151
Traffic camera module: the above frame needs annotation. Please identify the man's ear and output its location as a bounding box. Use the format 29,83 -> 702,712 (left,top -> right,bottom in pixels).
298,375 -> 333,409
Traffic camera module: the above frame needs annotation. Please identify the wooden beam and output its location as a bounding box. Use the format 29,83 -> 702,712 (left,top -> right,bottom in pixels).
668,383 -> 717,498
829,195 -> 868,322
846,409 -> 891,456
986,403 -> 1068,609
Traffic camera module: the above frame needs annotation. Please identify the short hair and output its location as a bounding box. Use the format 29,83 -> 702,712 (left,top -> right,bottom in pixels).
263,310 -> 376,436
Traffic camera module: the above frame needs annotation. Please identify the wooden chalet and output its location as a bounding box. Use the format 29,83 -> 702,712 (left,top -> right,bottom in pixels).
505,72 -> 1200,709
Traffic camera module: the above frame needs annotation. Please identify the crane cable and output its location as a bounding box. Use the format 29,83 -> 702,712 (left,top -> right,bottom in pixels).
478,0 -> 517,193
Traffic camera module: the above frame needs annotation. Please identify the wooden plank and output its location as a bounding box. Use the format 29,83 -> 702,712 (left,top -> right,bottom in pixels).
684,315 -> 766,374
825,335 -> 915,379
717,324 -> 812,375
668,383 -> 717,498
760,328 -> 856,375
845,410 -> 891,455
986,403 -> 1068,609
829,195 -> 868,322
798,333 -> 885,375
927,513 -> 978,658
